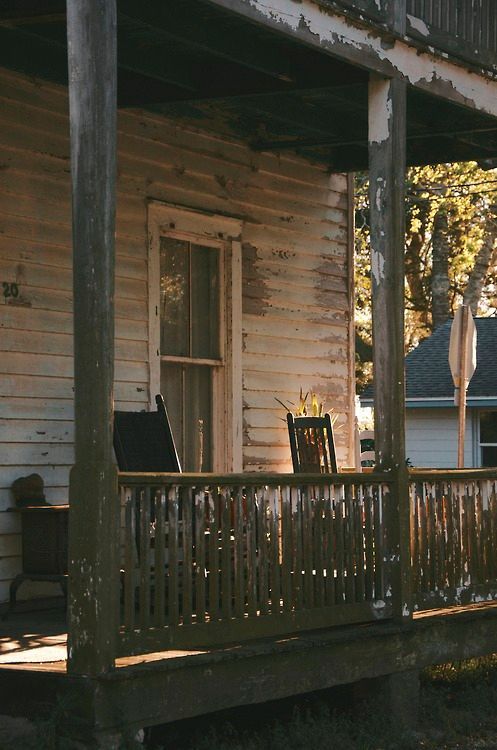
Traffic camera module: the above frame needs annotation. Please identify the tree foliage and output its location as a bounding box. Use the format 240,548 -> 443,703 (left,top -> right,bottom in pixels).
355,162 -> 497,389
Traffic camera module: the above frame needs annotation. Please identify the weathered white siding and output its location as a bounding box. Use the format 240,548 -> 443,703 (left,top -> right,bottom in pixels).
406,408 -> 475,468
0,68 -> 353,601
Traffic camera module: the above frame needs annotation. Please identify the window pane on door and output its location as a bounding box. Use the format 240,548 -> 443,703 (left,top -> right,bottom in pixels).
161,362 -> 183,464
185,365 -> 212,472
191,244 -> 220,359
160,237 -> 189,356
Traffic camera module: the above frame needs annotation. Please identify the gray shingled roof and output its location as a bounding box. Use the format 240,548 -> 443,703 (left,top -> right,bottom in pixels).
361,317 -> 497,401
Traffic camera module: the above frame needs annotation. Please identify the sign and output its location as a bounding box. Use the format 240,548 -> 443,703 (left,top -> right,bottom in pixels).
449,305 -> 477,467
449,305 -> 477,393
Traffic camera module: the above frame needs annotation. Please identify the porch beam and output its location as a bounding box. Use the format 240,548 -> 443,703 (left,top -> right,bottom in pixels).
368,74 -> 411,621
66,0 -> 119,675
201,0 -> 497,119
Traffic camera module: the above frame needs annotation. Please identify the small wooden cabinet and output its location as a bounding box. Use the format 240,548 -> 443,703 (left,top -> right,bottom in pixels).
5,505 -> 69,616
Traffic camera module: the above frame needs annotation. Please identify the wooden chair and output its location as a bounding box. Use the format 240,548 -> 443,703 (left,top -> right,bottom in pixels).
287,413 -> 338,474
114,395 -> 182,611
359,430 -> 375,468
114,394 -> 181,472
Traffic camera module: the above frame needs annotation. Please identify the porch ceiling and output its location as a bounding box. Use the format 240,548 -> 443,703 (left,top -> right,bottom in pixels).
1,0 -> 497,171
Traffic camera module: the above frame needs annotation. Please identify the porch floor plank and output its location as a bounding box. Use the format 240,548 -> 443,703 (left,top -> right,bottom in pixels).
2,601 -> 497,674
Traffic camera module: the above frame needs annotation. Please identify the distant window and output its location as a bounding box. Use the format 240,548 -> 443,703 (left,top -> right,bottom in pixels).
479,411 -> 497,467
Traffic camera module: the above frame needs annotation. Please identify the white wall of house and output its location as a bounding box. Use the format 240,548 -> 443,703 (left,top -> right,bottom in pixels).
0,68 -> 353,602
405,407 -> 475,468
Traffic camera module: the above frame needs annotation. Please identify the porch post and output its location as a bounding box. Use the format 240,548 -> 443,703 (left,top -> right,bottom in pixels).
368,75 -> 411,621
66,0 -> 119,674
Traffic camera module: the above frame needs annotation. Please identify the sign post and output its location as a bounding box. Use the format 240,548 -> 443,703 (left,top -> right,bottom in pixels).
449,306 -> 477,468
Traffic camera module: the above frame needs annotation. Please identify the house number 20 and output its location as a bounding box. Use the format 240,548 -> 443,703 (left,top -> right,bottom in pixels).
2,282 -> 19,299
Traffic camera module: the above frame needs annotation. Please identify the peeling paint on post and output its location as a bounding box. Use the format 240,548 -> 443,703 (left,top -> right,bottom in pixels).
66,0 -> 119,675
368,74 -> 411,623
368,75 -> 405,471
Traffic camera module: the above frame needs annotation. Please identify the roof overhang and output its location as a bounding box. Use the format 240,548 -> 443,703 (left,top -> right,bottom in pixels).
1,0 -> 497,171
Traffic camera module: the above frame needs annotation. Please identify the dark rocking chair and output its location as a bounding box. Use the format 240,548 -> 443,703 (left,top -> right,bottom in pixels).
287,413 -> 338,474
114,394 -> 181,473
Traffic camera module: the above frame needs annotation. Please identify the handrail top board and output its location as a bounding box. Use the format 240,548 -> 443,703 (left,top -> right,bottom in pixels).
118,471 -> 393,486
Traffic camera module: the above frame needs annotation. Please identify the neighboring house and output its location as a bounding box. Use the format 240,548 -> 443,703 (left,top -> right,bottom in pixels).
361,318 -> 497,468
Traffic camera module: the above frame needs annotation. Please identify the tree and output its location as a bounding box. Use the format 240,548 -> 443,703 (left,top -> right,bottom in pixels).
355,162 -> 497,390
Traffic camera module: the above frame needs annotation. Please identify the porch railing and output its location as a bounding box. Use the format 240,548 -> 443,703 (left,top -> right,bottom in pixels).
117,472 -> 393,657
334,1 -> 497,70
406,0 -> 497,70
409,470 -> 497,610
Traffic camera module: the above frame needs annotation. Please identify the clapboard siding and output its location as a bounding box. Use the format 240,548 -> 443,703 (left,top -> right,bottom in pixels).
406,408 -> 474,468
0,67 -> 353,600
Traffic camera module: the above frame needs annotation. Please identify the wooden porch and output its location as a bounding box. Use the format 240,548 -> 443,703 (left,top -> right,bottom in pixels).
3,468 -> 497,740
1,0 -> 497,745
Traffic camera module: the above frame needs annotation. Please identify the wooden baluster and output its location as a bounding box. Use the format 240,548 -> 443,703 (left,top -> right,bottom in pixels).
435,482 -> 445,593
208,487 -> 220,622
302,486 -> 314,608
355,485 -> 366,603
344,483 -> 355,604
154,488 -> 166,628
182,486 -> 193,626
234,486 -> 245,619
480,480 -> 491,583
168,487 -> 180,626
314,493 -> 325,608
410,483 -> 419,597
372,485 -> 383,601
461,484 -> 470,587
442,483 -> 450,592
427,483 -> 437,593
490,1 -> 497,54
281,485 -> 294,613
124,490 -> 136,631
473,0 -> 482,48
293,486 -> 304,611
335,486 -> 345,604
258,487 -> 270,616
452,482 -> 465,587
472,481 -> 482,585
323,484 -> 335,607
269,487 -> 281,614
246,487 -> 258,617
195,489 -> 207,623
448,0 -> 457,35
416,483 -> 425,595
221,487 -> 233,620
139,488 -> 151,629
364,485 -> 375,602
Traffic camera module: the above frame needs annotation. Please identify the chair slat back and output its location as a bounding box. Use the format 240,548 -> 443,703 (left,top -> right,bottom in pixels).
114,394 -> 181,472
287,413 -> 338,474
